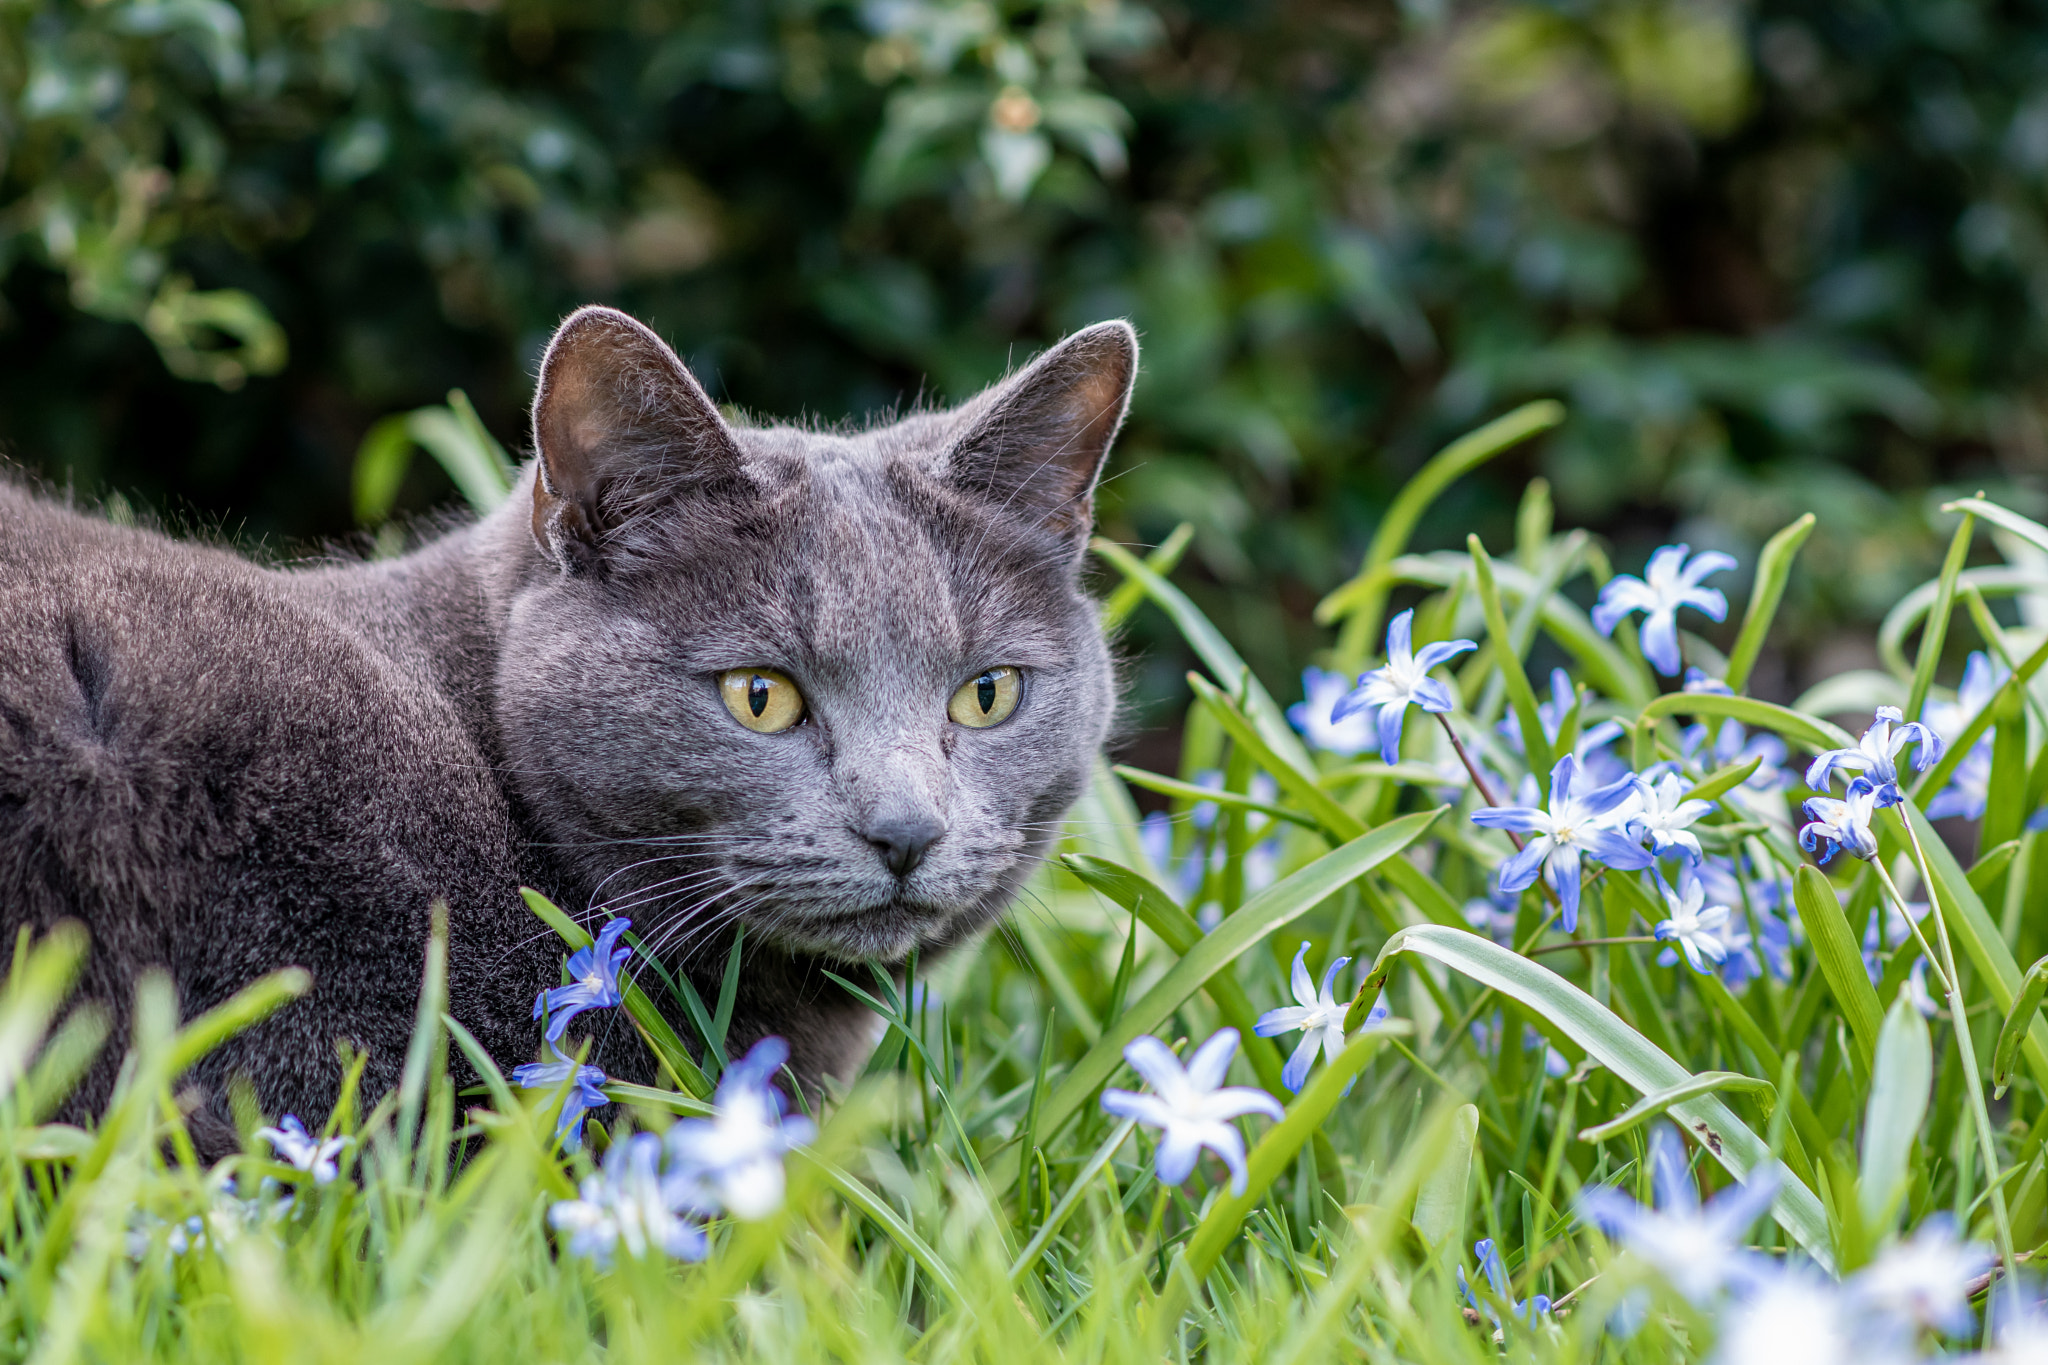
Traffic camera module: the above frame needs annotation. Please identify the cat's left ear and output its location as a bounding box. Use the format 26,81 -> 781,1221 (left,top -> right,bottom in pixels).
943,321 -> 1138,555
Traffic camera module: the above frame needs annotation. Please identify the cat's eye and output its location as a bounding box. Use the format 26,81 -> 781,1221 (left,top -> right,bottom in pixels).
948,667 -> 1023,729
719,668 -> 807,734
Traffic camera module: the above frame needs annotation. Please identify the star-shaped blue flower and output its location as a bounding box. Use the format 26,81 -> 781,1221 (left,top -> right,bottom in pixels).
1331,609 -> 1477,765
1803,707 -> 1942,805
513,1044 -> 610,1152
1591,544 -> 1736,677
534,917 -> 633,1043
1799,776 -> 1885,864
1471,754 -> 1654,932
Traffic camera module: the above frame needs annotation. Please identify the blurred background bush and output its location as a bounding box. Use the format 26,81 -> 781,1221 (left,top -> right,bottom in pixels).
5,0 -> 2044,721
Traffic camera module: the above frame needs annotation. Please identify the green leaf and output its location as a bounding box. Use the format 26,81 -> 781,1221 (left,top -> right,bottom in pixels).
1469,535 -> 1552,786
1860,996 -> 1933,1233
1877,567 -> 2048,680
1790,866 -> 1884,1073
1346,924 -> 1834,1267
1100,523 -> 1193,631
983,808 -> 1442,1195
1897,804 -> 2048,1094
1992,956 -> 2048,1098
352,413 -> 415,524
1409,1102 -> 1479,1251
1061,855 -> 1291,1097
1906,511 -> 1975,722
1637,691 -> 1854,755
1089,537 -> 1312,775
406,402 -> 511,515
1110,765 -> 1321,828
1943,495 -> 2048,559
1319,400 -> 1566,669
1341,552 -> 1645,704
1577,1073 -> 1776,1144
1686,755 -> 1764,807
1725,513 -> 1815,693
1911,629 -> 2048,805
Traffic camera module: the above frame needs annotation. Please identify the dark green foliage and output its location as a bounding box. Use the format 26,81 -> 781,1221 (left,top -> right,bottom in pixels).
6,0 -> 2047,700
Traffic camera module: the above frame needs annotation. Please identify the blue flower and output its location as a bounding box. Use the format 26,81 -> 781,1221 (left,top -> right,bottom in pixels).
1923,652 -> 2005,820
1803,707 -> 1942,804
513,1045 -> 610,1153
1591,544 -> 1736,677
1100,1029 -> 1283,1194
665,1036 -> 816,1220
1471,754 -> 1656,932
1254,942 -> 1385,1092
534,917 -> 634,1043
548,1131 -> 709,1266
1287,666 -> 1376,755
1331,610 -> 1477,765
254,1115 -> 351,1186
1799,777 -> 1885,864
1459,1238 -> 1552,1329
1679,718 -> 1790,792
1575,1122 -> 1777,1303
1462,878 -> 1520,946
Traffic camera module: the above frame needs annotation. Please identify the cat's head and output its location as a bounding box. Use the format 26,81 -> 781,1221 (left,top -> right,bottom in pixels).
495,306 -> 1133,964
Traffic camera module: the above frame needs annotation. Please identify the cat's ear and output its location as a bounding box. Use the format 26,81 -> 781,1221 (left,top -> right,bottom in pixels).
942,321 -> 1138,554
529,305 -> 747,574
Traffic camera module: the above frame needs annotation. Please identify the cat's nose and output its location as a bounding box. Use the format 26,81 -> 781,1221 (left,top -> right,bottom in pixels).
862,814 -> 944,877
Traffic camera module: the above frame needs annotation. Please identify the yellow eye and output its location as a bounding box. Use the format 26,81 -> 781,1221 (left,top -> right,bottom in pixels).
719,669 -> 807,734
948,667 -> 1023,728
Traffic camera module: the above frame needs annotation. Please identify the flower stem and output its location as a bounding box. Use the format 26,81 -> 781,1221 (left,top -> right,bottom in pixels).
1433,712 -> 1519,848
1872,833 -> 2018,1299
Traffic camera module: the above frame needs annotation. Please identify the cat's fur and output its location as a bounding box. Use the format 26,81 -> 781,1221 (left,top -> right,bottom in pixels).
0,307 -> 1135,1152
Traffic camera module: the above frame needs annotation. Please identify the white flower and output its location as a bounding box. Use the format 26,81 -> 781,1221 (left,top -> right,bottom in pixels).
1253,941 -> 1386,1092
665,1037 -> 816,1221
1576,1123 -> 1777,1304
1712,1271 -> 1862,1365
1848,1218 -> 1993,1340
1805,707 -> 1943,802
550,1132 -> 709,1266
1652,875 -> 1733,975
1100,1028 -> 1283,1194
1287,666 -> 1376,755
1629,770 -> 1715,862
254,1115 -> 350,1186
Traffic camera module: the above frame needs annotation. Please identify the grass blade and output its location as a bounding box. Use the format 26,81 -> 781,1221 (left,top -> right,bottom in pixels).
1577,1073 -> 1776,1144
1090,536 -> 1311,774
1993,955 -> 2048,1098
1906,511 -> 1975,721
1100,523 -> 1193,631
1346,924 -> 1835,1266
1469,535 -> 1552,786
1790,866 -> 1884,1073
1320,399 -> 1566,669
1724,513 -> 1815,693
1860,995 -> 1932,1233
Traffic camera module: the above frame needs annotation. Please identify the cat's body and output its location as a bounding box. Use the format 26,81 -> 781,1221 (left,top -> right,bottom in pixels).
0,308 -> 1135,1151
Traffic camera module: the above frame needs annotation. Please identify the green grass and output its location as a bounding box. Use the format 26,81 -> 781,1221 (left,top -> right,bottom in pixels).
6,431 -> 2048,1362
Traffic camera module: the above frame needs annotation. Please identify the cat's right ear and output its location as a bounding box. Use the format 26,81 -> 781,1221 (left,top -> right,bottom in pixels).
529,305 -> 747,575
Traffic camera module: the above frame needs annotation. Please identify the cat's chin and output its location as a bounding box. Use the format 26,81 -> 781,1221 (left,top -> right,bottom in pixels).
753,897 -> 976,964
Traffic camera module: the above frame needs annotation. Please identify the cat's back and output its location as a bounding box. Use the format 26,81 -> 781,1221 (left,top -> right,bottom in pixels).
0,484 -> 520,1058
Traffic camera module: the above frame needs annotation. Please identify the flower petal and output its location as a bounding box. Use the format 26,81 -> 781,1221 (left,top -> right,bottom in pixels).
1184,1028 -> 1241,1092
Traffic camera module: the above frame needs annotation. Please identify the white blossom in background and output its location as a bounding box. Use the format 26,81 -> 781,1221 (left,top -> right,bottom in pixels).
254,1115 -> 350,1186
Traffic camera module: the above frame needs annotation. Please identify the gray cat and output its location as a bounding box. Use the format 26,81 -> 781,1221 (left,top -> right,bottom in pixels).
0,306 -> 1133,1154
